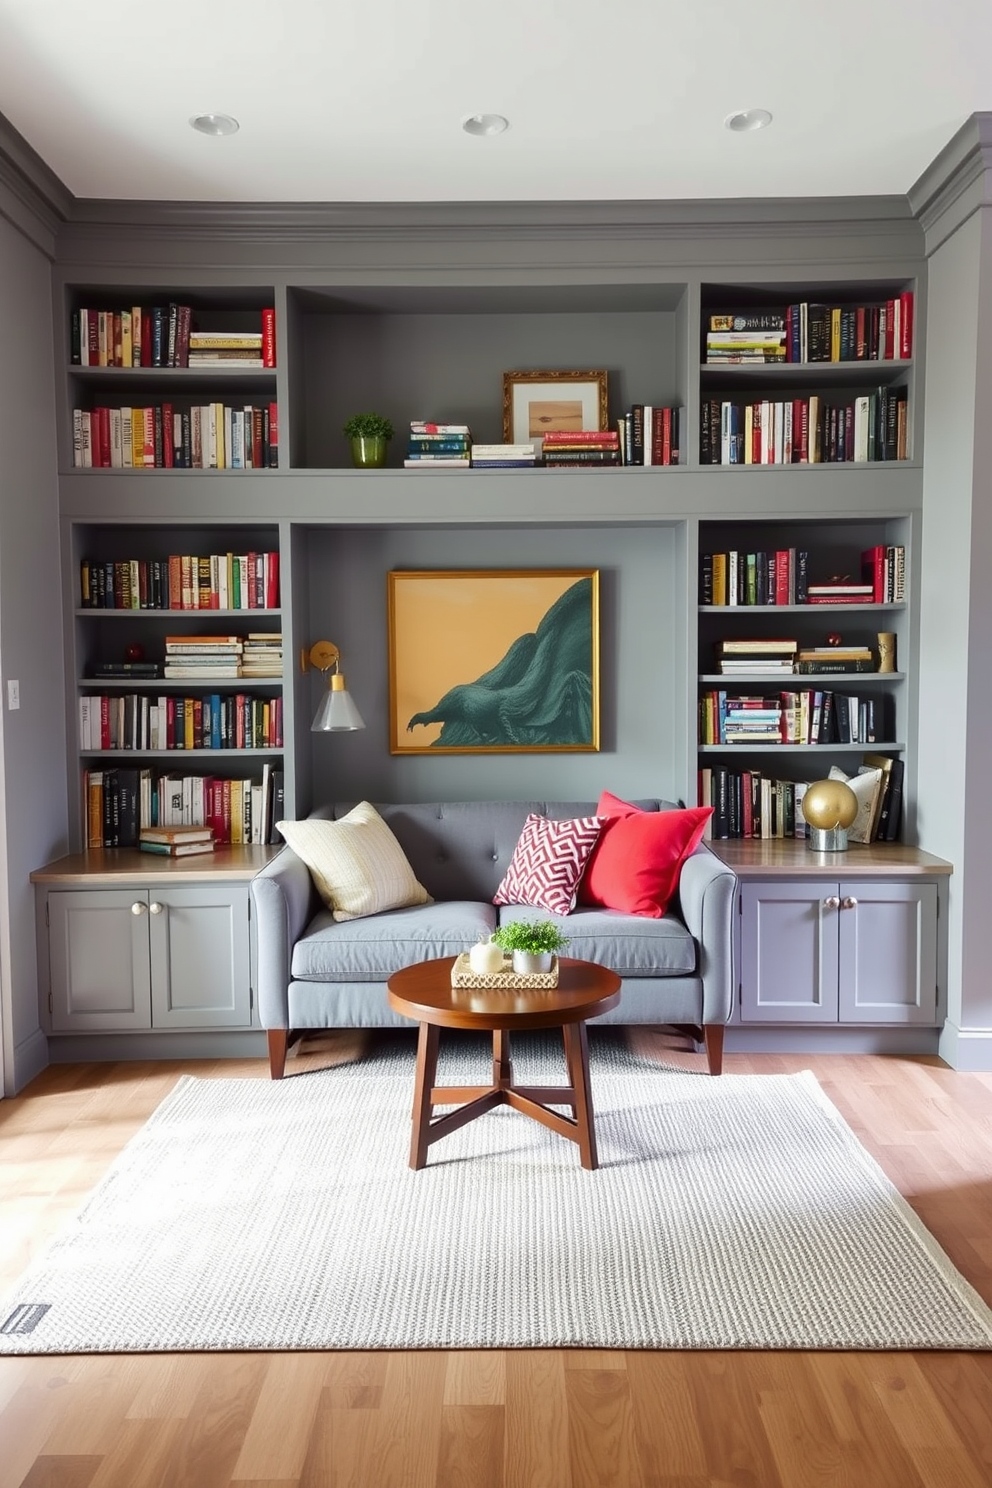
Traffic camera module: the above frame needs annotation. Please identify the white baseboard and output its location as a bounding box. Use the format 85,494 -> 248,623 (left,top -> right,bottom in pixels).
938,1021 -> 992,1071
725,1025 -> 941,1057
9,1026 -> 49,1094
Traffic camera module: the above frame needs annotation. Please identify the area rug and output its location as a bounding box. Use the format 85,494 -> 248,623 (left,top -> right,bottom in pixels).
4,1037 -> 992,1353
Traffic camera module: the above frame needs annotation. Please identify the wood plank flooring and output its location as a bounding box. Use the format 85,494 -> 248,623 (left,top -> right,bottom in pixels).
2,1030 -> 992,1488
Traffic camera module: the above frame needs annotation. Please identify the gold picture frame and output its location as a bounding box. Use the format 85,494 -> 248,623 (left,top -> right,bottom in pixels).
502,369 -> 609,450
388,568 -> 600,755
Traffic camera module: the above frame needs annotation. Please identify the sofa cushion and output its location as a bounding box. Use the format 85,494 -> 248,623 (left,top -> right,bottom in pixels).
277,802 -> 432,922
292,901 -> 497,982
493,812 -> 604,915
578,792 -> 713,918
495,904 -> 697,977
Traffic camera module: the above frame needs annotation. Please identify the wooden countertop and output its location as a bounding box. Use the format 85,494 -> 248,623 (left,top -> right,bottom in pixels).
708,838 -> 953,877
30,845 -> 283,885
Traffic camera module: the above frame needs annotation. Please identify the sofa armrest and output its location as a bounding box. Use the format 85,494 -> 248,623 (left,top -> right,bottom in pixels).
251,847 -> 319,1029
677,844 -> 738,1024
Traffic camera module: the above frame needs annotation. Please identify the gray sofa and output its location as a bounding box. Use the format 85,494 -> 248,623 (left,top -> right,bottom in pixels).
251,799 -> 737,1079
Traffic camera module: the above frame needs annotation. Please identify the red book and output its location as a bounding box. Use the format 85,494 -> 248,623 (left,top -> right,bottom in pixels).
899,290 -> 913,359
140,313 -> 152,366
883,300 -> 895,360
261,307 -> 276,367
662,407 -> 672,465
542,429 -> 617,445
774,551 -> 791,606
252,407 -> 263,468
861,545 -> 886,603
176,304 -> 191,367
162,403 -> 174,468
267,402 -> 278,467
264,550 -> 279,609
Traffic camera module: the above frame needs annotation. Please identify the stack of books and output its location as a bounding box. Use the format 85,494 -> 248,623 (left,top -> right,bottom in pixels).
187,332 -> 264,367
806,582 -> 875,605
717,639 -> 798,675
542,431 -> 620,466
705,313 -> 787,364
795,646 -> 875,674
138,825 -> 215,858
403,421 -> 471,468
470,443 -> 537,469
240,633 -> 283,677
163,635 -> 243,679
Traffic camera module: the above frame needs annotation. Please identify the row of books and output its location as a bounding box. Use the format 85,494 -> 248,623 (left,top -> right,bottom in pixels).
83,765 -> 283,848
71,305 -> 276,369
713,640 -> 877,676
700,546 -> 905,606
704,294 -> 913,363
163,633 -> 282,680
699,689 -> 888,746
72,402 -> 279,469
699,755 -> 904,842
700,388 -> 908,465
79,692 -> 283,752
616,406 -> 682,465
80,554 -> 280,611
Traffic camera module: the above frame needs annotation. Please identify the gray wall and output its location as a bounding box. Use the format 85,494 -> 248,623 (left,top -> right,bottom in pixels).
0,203 -> 68,1093
304,524 -> 682,809
919,204 -> 992,1068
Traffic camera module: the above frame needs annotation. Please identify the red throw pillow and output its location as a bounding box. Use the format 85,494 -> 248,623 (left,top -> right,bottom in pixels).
579,791 -> 713,918
493,813 -> 604,916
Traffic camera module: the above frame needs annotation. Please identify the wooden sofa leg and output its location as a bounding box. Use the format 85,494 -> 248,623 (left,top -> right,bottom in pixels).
267,1029 -> 290,1080
703,1024 -> 725,1076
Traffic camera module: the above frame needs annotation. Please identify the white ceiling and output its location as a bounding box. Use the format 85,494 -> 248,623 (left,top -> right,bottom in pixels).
0,0 -> 989,206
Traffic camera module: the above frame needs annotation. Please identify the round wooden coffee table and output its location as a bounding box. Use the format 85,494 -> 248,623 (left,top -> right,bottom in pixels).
386,955 -> 621,1171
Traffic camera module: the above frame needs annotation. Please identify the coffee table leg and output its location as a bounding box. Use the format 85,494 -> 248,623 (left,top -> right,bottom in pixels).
493,1027 -> 512,1088
563,1021 -> 598,1170
410,1022 -> 441,1169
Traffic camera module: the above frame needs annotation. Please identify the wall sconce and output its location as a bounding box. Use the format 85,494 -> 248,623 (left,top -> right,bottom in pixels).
300,641 -> 366,732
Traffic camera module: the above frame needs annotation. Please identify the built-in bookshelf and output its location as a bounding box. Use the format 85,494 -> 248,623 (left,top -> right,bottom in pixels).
66,522 -> 286,852
695,516 -> 913,843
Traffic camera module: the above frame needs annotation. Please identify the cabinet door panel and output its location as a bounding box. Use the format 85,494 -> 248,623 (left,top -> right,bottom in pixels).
148,886 -> 251,1028
740,880 -> 840,1022
838,880 -> 938,1023
48,890 -> 151,1031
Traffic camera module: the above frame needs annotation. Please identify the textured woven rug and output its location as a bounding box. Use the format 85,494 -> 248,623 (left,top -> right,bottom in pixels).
4,1036 -> 992,1353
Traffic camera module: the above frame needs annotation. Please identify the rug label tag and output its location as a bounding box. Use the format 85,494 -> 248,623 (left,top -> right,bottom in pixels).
1,1303 -> 50,1335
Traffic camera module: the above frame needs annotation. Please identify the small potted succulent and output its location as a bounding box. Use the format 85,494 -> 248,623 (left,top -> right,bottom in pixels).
492,918 -> 569,974
342,411 -> 394,468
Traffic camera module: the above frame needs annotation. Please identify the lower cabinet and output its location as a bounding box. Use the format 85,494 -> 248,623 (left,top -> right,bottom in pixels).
738,877 -> 939,1025
44,883 -> 252,1032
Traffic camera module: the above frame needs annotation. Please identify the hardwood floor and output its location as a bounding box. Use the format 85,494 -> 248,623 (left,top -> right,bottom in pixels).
2,1030 -> 992,1488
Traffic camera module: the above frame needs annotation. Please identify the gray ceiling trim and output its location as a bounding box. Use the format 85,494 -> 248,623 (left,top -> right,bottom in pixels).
908,112 -> 992,253
0,111 -> 72,252
60,193 -> 915,235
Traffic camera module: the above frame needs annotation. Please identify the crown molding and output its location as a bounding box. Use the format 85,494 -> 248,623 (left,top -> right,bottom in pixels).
0,111 -> 72,255
908,112 -> 992,253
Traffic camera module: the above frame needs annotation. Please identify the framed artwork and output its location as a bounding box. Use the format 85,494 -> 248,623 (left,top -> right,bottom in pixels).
388,569 -> 600,754
502,370 -> 608,450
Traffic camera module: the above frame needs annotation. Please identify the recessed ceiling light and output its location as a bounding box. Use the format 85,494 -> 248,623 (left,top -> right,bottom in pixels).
724,109 -> 773,133
189,113 -> 240,137
462,114 -> 509,137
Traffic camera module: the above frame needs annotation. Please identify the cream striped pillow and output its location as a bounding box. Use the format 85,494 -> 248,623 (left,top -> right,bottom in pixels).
277,803 -> 432,922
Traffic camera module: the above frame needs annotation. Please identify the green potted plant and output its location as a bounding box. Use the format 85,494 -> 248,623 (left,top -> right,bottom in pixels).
492,918 -> 569,974
342,411 -> 394,468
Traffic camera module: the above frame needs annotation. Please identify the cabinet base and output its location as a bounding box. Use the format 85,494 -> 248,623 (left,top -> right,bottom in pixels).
726,1025 -> 940,1057
46,1030 -> 268,1064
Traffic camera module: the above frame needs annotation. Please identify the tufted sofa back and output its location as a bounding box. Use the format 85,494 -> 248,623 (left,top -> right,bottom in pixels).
311,799 -> 675,904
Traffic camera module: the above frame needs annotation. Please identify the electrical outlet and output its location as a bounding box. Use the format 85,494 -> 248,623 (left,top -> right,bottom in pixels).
6,680 -> 19,710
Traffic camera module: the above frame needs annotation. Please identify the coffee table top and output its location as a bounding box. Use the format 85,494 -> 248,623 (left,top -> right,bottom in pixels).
387,955 -> 621,1031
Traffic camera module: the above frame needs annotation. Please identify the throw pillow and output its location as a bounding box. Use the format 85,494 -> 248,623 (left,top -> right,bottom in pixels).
493,813 -> 604,916
578,791 -> 713,918
276,803 -> 432,922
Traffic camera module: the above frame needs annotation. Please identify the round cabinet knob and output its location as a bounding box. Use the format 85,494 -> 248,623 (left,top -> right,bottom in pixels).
131,901 -> 147,916
149,901 -> 163,915
842,896 -> 858,909
823,896 -> 841,909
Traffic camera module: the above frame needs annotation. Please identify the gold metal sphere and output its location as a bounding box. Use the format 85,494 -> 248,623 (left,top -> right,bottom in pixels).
801,778 -> 859,831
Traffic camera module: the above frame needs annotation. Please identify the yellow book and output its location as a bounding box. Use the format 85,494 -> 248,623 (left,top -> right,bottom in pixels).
230,779 -> 243,844
121,310 -> 132,369
711,552 -> 727,606
130,408 -> 144,469
184,700 -> 194,751
830,307 -> 841,362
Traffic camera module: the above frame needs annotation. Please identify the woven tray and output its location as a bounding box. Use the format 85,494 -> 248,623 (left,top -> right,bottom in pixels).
450,951 -> 559,990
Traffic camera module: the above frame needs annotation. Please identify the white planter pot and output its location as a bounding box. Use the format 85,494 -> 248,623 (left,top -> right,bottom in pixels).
511,950 -> 554,975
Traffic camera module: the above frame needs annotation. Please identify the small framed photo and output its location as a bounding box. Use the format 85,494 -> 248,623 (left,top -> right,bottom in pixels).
502,370 -> 608,452
388,568 -> 600,755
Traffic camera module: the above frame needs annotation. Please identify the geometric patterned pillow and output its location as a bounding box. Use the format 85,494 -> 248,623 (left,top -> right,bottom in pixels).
493,813 -> 604,916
